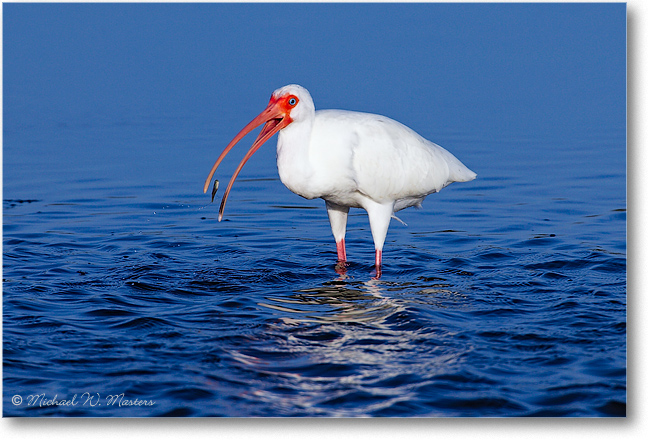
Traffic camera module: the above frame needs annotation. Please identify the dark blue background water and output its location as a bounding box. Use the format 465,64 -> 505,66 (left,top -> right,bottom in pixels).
3,3 -> 626,417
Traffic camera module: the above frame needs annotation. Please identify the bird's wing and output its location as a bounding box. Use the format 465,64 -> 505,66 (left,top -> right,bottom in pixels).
310,110 -> 475,206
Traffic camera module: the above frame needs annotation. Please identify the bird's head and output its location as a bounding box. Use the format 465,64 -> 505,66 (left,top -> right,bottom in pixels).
269,84 -> 315,124
203,84 -> 314,220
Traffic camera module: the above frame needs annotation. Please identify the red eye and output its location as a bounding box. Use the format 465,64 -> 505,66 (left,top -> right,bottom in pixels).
288,96 -> 298,107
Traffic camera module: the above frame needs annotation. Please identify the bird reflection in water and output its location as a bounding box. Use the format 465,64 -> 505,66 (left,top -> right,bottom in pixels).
259,278 -> 399,325
259,272 -> 461,326
230,277 -> 468,415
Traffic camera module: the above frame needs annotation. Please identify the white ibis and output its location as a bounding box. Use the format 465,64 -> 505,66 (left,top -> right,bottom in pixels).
204,85 -> 476,277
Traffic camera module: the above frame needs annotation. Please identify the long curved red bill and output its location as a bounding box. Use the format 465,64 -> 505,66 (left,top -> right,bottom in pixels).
203,98 -> 292,221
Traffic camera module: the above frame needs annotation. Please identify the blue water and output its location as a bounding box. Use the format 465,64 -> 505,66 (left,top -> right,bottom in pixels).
3,3 -> 626,417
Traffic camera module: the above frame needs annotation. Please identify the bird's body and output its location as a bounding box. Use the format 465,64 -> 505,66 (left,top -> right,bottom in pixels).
204,85 -> 476,276
278,108 -> 475,208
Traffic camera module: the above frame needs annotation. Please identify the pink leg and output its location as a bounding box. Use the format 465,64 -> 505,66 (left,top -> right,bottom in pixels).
374,249 -> 382,278
336,239 -> 347,262
334,239 -> 348,277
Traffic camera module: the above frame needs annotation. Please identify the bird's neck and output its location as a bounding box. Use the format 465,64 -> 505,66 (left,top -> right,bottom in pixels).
276,119 -> 316,198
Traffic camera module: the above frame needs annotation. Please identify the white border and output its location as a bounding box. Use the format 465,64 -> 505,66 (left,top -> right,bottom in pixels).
1,1 -> 645,440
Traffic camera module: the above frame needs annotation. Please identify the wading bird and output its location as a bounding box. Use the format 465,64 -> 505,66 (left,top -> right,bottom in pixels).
204,85 -> 476,277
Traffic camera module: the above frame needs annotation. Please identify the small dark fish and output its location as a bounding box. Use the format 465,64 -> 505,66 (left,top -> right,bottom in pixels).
211,179 -> 219,203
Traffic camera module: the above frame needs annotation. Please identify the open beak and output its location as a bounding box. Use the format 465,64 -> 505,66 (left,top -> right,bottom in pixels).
203,98 -> 291,221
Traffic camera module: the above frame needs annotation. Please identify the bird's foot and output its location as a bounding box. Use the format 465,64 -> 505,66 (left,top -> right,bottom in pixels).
335,260 -> 349,278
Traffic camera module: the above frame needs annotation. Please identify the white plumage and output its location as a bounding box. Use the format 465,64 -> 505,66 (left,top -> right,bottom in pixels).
204,84 -> 476,276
